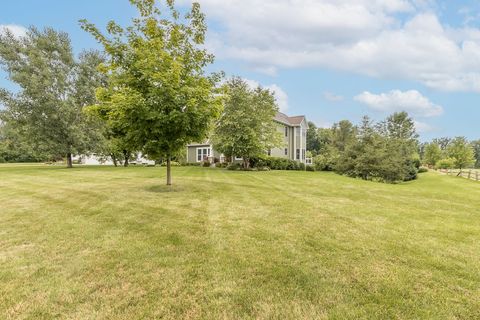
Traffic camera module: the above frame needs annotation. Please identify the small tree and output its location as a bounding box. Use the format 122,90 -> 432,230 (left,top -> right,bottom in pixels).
447,137 -> 475,174
423,142 -> 442,167
81,0 -> 223,185
0,28 -> 104,167
212,77 -> 282,169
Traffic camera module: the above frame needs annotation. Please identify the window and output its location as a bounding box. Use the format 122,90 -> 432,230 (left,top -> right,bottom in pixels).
196,147 -> 210,162
302,149 -> 305,160
284,148 -> 288,155
267,149 -> 271,156
284,126 -> 288,137
235,156 -> 243,160
296,149 -> 300,160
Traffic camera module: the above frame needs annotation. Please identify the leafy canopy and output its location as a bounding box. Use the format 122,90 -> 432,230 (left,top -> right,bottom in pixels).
80,0 -> 222,184
423,142 -> 442,167
447,137 -> 475,170
0,27 -> 105,166
212,77 -> 282,168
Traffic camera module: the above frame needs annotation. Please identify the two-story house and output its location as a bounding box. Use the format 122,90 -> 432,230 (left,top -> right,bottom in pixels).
186,112 -> 308,164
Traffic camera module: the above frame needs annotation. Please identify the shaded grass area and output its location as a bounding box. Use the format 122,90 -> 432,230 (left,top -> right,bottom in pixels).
1,165 -> 479,319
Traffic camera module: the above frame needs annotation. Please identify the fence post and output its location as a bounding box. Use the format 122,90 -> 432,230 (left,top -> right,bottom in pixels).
468,170 -> 471,179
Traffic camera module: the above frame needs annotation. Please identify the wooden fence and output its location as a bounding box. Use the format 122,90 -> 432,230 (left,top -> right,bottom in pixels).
438,169 -> 480,181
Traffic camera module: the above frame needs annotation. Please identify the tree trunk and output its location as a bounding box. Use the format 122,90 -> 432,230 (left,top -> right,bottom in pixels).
66,153 -> 73,168
111,153 -> 118,167
243,157 -> 250,169
166,156 -> 172,186
123,150 -> 129,167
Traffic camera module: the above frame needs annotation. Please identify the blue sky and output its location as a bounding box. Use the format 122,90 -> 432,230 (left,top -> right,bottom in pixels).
1,0 -> 479,141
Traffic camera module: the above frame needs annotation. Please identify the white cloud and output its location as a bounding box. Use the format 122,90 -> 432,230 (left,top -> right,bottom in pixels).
354,90 -> 443,117
243,79 -> 289,112
414,120 -> 435,133
0,24 -> 27,38
323,91 -> 344,102
180,1 -> 480,92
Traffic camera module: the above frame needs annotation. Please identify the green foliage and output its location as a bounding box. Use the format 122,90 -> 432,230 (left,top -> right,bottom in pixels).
432,137 -> 451,151
333,114 -> 419,183
330,120 -> 356,152
446,137 -> 475,169
435,158 -> 455,169
306,121 -> 320,155
80,0 -> 223,184
214,162 -> 228,168
0,121 -> 48,162
313,148 -> 338,171
471,140 -> 480,168
0,27 -> 105,167
418,167 -> 428,173
423,142 -> 442,167
249,156 -> 305,171
226,163 -> 241,170
212,77 -> 282,169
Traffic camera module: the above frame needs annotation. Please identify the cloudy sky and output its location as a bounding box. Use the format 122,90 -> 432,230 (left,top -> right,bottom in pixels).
1,0 -> 480,140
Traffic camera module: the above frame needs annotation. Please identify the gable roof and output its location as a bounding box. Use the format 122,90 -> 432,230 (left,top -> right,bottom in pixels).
274,112 -> 306,126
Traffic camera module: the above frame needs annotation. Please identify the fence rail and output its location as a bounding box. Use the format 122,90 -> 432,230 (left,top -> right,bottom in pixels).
438,169 -> 480,181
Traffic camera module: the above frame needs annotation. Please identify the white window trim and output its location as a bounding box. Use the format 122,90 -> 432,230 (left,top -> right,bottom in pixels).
196,147 -> 211,162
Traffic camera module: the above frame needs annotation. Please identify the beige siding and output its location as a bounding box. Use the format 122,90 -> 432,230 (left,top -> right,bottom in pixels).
187,116 -> 307,164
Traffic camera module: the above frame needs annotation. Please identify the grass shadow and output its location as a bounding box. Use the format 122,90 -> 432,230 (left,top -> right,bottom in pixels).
145,185 -> 185,193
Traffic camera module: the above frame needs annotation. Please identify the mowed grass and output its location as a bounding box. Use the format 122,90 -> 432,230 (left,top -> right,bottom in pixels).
1,165 -> 479,319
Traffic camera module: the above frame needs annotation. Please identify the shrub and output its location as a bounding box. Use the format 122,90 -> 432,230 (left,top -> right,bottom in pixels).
313,153 -> 336,171
249,154 -> 269,169
306,165 -> 315,172
436,158 -> 455,169
215,162 -> 228,168
226,163 -> 241,170
0,157 -> 5,163
184,162 -> 200,166
418,167 -> 428,173
403,159 -> 419,182
202,161 -> 211,167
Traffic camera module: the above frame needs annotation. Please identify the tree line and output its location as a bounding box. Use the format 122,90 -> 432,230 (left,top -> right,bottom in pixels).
421,137 -> 478,171
307,115 -> 478,181
1,0 -> 476,186
0,0 -> 282,185
0,0 -> 222,186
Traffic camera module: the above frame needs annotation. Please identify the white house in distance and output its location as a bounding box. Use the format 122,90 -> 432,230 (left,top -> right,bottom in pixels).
73,154 -> 155,166
187,111 -> 308,164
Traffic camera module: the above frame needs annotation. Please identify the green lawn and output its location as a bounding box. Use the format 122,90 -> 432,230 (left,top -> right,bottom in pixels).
1,165 -> 479,319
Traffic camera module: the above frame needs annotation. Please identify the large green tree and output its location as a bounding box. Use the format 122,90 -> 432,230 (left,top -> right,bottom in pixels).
306,121 -> 320,155
0,27 -> 104,167
81,0 -> 222,185
423,142 -> 442,167
0,120 -> 48,162
447,137 -> 475,173
331,120 -> 356,152
212,77 -> 282,169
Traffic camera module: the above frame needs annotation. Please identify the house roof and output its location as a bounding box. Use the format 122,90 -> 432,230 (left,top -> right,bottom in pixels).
274,112 -> 306,126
